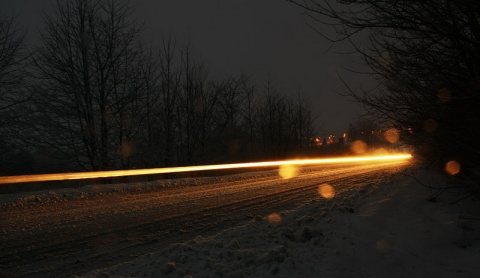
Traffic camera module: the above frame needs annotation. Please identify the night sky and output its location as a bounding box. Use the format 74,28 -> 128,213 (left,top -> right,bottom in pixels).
2,0 -> 368,136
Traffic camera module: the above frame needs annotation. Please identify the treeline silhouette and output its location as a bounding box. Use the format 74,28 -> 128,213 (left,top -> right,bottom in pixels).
0,0 -> 318,177
293,0 -> 480,184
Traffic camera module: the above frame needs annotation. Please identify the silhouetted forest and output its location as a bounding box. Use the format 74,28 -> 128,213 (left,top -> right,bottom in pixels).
293,0 -> 480,183
0,0 -> 320,176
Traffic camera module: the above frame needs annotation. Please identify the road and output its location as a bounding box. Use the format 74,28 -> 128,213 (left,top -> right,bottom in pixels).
0,160 -> 410,277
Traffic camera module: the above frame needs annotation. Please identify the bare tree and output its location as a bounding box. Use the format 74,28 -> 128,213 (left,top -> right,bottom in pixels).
0,14 -> 28,116
156,33 -> 182,167
211,74 -> 253,161
0,14 -> 32,175
238,76 -> 259,157
134,44 -> 162,167
31,0 -> 146,171
291,0 -> 480,169
177,45 -> 219,164
290,91 -> 316,151
256,78 -> 291,158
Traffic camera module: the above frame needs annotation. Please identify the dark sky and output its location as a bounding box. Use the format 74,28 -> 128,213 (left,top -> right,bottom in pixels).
2,0 -> 368,136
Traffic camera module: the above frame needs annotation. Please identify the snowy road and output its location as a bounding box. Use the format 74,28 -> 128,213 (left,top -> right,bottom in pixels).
0,160 -> 409,277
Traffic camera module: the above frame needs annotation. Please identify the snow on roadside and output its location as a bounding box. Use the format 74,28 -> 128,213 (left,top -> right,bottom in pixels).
79,167 -> 480,278
0,171 -> 275,208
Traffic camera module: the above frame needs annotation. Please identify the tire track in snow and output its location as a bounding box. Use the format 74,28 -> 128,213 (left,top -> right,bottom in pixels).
0,161 -> 409,277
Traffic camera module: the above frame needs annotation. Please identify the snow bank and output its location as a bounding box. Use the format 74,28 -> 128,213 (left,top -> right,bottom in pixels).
0,170 -> 276,208
79,167 -> 480,277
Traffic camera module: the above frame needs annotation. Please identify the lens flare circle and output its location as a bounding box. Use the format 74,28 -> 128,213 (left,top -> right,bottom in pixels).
424,118 -> 438,133
278,164 -> 299,179
384,129 -> 399,143
267,213 -> 282,226
351,140 -> 367,154
437,88 -> 451,103
376,239 -> 390,253
445,160 -> 461,175
318,184 -> 335,199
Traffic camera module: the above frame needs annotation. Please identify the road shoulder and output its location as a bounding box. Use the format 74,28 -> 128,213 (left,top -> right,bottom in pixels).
80,167 -> 479,277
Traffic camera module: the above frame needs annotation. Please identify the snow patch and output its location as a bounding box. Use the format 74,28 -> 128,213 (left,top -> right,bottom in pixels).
77,167 -> 480,277
0,170 -> 278,208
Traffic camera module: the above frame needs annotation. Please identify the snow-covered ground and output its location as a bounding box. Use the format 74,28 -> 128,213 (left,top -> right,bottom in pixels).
74,166 -> 480,278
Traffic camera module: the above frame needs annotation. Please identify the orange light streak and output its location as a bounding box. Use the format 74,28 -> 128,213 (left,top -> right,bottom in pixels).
0,154 -> 412,184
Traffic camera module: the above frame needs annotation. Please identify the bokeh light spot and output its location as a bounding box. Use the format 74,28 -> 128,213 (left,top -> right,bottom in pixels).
423,118 -> 438,133
373,148 -> 389,155
378,51 -> 391,66
437,88 -> 451,102
279,164 -> 299,179
350,140 -> 367,154
445,160 -> 461,175
267,213 -> 282,226
318,184 -> 335,199
118,141 -> 134,159
227,140 -> 240,155
384,128 -> 399,143
471,76 -> 480,90
376,239 -> 390,253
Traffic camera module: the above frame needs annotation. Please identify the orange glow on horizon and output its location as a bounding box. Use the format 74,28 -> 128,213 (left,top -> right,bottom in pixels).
0,154 -> 412,184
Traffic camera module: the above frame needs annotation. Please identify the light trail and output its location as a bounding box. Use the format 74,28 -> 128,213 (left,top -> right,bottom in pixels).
0,154 -> 412,184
